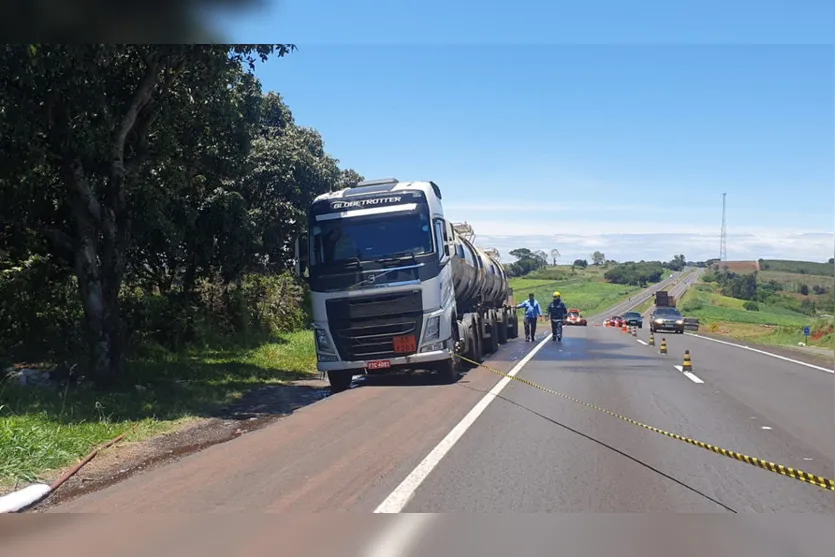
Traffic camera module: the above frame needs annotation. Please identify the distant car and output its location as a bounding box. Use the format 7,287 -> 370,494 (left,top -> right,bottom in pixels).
650,307 -> 685,334
623,311 -> 643,328
610,315 -> 624,328
566,309 -> 587,326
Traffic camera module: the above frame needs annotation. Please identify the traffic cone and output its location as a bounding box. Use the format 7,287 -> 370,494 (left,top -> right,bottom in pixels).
660,338 -> 667,354
621,324 -> 627,333
648,332 -> 655,346
631,327 -> 637,337
682,350 -> 693,371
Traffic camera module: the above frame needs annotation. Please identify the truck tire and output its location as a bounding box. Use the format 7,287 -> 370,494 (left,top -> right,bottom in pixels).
327,370 -> 353,393
509,310 -> 519,339
497,309 -> 508,344
488,312 -> 499,354
436,357 -> 459,384
470,318 -> 483,364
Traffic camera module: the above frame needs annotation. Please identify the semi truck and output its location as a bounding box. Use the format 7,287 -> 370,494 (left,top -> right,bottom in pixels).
655,290 -> 676,308
294,178 -> 520,392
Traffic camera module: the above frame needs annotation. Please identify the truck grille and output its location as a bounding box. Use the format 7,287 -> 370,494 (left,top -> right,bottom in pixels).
326,290 -> 424,361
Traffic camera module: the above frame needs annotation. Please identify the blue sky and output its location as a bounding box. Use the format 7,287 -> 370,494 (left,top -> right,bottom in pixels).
216,1 -> 834,264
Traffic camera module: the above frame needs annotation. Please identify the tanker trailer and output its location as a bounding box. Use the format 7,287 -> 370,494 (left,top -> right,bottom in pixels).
450,233 -> 518,366
295,178 -> 517,392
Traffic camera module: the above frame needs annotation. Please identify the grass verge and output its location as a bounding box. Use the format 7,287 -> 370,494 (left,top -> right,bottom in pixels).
510,273 -> 645,316
678,283 -> 833,351
0,330 -> 317,488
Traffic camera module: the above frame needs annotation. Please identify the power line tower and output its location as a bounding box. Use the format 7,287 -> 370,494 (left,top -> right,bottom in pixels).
719,192 -> 727,261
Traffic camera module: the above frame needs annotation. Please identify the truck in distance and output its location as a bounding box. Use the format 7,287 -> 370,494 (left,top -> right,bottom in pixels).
294,178 -> 520,392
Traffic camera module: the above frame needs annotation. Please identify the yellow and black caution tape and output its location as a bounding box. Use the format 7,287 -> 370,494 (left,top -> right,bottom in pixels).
454,353 -> 834,492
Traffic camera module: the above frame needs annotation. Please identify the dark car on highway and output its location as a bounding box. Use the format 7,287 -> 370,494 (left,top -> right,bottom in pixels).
649,307 -> 685,334
623,311 -> 643,328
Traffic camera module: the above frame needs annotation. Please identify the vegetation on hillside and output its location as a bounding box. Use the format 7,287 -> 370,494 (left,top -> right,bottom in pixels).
680,260 -> 835,350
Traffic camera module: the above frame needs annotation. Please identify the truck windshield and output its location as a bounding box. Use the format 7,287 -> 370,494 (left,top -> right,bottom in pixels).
309,212 -> 434,266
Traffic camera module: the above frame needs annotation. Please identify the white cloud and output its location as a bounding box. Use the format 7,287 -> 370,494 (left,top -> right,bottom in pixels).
472,231 -> 834,264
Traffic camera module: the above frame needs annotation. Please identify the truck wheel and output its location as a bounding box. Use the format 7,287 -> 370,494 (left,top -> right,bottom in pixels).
327,370 -> 354,393
436,358 -> 459,384
470,320 -> 483,364
488,313 -> 500,354
510,311 -> 519,339
497,310 -> 508,344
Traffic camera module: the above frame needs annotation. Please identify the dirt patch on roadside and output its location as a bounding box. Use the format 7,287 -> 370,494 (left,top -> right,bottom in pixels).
26,377 -> 331,512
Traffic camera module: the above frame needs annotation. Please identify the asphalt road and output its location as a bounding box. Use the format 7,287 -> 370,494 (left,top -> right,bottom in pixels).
8,276 -> 833,553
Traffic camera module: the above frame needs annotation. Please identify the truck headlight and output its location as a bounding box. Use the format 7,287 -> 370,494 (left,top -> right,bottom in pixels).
314,326 -> 336,354
655,319 -> 663,324
425,316 -> 440,341
676,319 -> 684,325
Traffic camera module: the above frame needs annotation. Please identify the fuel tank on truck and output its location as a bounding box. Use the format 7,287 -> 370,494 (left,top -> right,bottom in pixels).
476,249 -> 510,306
450,234 -> 510,310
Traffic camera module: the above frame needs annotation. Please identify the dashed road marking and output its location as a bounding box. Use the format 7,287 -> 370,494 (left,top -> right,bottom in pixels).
636,339 -> 648,345
674,365 -> 704,383
761,426 -> 772,430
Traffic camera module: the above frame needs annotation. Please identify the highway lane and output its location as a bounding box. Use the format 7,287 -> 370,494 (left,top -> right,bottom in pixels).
632,326 -> 834,458
400,323 -> 833,512
39,323 -> 547,513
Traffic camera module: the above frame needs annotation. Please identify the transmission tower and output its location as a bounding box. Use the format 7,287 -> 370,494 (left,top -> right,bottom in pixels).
719,192 -> 727,261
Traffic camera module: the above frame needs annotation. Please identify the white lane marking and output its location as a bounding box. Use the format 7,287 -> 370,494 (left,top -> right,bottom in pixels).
373,333 -> 552,513
761,426 -> 772,430
684,333 -> 833,374
636,339 -> 648,346
361,513 -> 438,557
674,365 -> 704,383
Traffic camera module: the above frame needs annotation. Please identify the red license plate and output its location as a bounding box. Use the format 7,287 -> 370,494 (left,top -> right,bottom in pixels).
367,360 -> 391,370
393,334 -> 417,353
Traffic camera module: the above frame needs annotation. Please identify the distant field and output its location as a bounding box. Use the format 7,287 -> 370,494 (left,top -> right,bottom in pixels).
759,270 -> 833,289
509,264 -> 649,316
760,259 -> 833,275
716,260 -> 760,273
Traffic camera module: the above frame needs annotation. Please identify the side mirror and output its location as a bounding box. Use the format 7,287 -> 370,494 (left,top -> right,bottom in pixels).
294,235 -> 309,279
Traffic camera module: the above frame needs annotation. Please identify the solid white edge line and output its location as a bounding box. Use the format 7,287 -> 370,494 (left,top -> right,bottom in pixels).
361,513 -> 438,557
673,365 -> 704,384
373,333 -> 552,513
636,339 -> 648,345
684,332 -> 834,374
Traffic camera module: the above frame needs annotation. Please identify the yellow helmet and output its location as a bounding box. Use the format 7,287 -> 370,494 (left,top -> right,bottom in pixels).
553,291 -> 561,298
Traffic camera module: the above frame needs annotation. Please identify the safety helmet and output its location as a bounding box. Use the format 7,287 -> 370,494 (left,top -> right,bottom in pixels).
553,291 -> 561,298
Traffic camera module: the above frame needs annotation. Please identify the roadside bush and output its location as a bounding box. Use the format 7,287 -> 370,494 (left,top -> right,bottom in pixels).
122,272 -> 308,351
681,298 -> 704,312
0,255 -> 84,363
742,301 -> 760,311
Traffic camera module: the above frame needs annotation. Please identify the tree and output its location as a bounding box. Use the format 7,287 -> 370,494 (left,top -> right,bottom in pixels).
828,257 -> 834,265
668,254 -> 687,271
0,44 -> 296,383
550,248 -> 560,266
572,259 -> 588,268
592,251 -> 606,266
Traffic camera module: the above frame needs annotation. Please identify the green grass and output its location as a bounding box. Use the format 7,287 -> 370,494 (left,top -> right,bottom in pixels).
510,272 -> 643,317
0,330 -> 317,486
760,259 -> 833,275
759,270 -> 833,289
